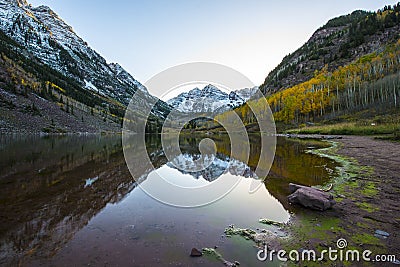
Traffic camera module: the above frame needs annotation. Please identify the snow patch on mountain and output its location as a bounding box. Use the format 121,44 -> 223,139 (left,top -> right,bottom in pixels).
167,84 -> 258,113
0,0 -> 148,105
84,79 -> 100,94
235,86 -> 259,101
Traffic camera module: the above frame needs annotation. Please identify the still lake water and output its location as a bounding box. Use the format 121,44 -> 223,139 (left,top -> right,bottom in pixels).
0,134 -> 338,266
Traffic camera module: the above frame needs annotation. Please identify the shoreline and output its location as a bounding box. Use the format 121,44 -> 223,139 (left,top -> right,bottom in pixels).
280,135 -> 399,265
214,135 -> 399,266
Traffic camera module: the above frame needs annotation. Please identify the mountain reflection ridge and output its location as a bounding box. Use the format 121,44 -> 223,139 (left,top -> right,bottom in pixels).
167,153 -> 258,181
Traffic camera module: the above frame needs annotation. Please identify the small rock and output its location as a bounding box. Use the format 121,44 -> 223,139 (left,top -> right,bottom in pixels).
234,260 -> 241,265
375,230 -> 389,236
374,230 -> 390,239
223,260 -> 235,267
190,248 -> 202,257
214,245 -> 218,249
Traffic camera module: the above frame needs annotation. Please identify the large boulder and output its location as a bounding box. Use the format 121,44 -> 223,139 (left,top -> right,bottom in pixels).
288,183 -> 335,211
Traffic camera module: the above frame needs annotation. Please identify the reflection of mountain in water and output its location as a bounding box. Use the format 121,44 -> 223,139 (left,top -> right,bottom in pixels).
167,153 -> 258,181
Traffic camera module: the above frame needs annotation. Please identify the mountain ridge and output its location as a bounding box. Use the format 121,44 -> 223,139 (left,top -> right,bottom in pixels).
167,84 -> 258,113
0,0 -> 170,133
260,6 -> 400,95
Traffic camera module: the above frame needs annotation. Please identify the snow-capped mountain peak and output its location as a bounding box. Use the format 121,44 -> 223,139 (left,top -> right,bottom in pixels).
0,0 -> 150,105
167,84 -> 257,113
0,0 -> 171,126
234,86 -> 259,101
202,84 -> 220,94
166,84 -> 238,113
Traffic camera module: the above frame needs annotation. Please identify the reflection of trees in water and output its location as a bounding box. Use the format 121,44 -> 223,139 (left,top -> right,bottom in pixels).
0,135 -> 166,265
266,139 -> 337,209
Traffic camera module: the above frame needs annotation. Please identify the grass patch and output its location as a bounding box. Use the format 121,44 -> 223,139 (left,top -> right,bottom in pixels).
375,129 -> 400,141
362,182 -> 378,197
306,141 -> 367,188
259,218 -> 284,227
286,122 -> 399,136
356,202 -> 379,213
352,233 -> 381,246
224,225 -> 256,240
283,215 -> 343,242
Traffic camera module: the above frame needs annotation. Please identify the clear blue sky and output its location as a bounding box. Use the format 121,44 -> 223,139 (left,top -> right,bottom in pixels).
28,0 -> 398,87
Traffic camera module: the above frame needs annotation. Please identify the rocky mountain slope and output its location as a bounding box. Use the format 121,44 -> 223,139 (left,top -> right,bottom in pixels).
260,5 -> 400,95
0,0 -> 170,133
167,84 -> 258,113
209,3 -> 400,132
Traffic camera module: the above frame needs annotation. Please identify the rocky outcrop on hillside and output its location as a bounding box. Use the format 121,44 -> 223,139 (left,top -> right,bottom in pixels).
0,0 -> 171,133
261,8 -> 400,94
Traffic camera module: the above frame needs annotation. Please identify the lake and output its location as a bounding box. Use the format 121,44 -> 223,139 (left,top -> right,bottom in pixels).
0,134 -> 338,266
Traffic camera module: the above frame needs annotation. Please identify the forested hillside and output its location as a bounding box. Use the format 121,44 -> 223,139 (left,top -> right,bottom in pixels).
211,3 -> 400,135
265,40 -> 400,123
260,4 -> 400,95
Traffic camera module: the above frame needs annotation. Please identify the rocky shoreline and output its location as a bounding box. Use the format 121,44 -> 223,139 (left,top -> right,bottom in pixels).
281,135 -> 399,265
199,135 -> 400,266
